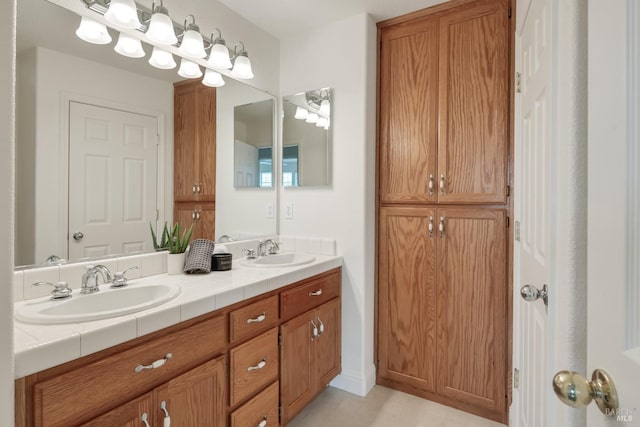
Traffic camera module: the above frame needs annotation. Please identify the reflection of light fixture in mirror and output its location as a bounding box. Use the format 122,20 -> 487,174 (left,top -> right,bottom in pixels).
202,69 -> 225,87
306,113 -> 319,124
146,0 -> 178,46
178,58 -> 203,78
231,42 -> 254,79
148,46 -> 176,69
104,0 -> 142,29
76,16 -> 112,44
178,15 -> 207,58
207,29 -> 232,69
114,33 -> 145,58
319,100 -> 330,116
295,107 -> 309,120
316,117 -> 329,128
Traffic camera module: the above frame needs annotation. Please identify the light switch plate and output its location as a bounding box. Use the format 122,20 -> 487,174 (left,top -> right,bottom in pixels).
285,202 -> 294,219
266,203 -> 274,218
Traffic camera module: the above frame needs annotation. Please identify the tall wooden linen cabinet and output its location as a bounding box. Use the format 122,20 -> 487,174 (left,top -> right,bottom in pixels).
376,0 -> 511,423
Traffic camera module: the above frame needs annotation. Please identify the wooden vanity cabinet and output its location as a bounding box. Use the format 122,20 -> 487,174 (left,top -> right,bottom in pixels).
174,202 -> 215,240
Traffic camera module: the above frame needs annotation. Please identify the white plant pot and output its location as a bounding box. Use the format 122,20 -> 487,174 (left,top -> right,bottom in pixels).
167,252 -> 186,275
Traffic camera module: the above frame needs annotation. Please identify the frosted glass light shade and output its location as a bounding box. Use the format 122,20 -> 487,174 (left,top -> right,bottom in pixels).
148,47 -> 176,69
146,11 -> 177,45
179,30 -> 207,58
207,43 -> 232,69
104,0 -> 141,29
316,117 -> 329,128
231,55 -> 254,79
178,58 -> 203,79
76,17 -> 112,45
306,113 -> 319,124
202,69 -> 225,87
294,107 -> 309,120
319,100 -> 331,116
114,33 -> 145,58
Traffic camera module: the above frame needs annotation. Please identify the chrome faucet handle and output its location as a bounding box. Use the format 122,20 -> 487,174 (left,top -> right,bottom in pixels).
111,266 -> 140,288
267,240 -> 280,255
81,264 -> 113,294
243,248 -> 257,259
33,281 -> 73,300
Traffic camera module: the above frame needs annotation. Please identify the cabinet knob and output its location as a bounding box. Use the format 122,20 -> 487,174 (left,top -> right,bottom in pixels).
192,184 -> 197,194
428,174 -> 435,196
141,413 -> 150,427
310,320 -> 319,340
160,401 -> 171,427
258,416 -> 268,427
317,316 -> 325,335
439,174 -> 446,195
248,356 -> 268,372
428,216 -> 434,238
135,353 -> 172,372
439,216 -> 446,238
246,312 -> 267,324
309,289 -> 323,297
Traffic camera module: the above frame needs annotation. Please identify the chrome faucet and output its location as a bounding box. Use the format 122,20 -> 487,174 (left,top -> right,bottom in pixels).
81,265 -> 113,294
258,239 -> 280,257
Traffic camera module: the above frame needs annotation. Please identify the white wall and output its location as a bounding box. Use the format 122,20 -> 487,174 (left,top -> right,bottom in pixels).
279,13 -> 378,395
15,47 -> 173,266
0,0 -> 16,424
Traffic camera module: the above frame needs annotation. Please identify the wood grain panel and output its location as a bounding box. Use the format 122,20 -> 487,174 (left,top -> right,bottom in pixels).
315,298 -> 342,388
379,18 -> 439,203
230,328 -> 279,407
80,393 -> 154,427
173,202 -> 215,240
377,207 -> 438,391
281,269 -> 341,321
34,315 -> 225,427
230,295 -> 279,343
154,356 -> 226,427
437,0 -> 509,203
196,85 -> 217,201
174,82 -> 198,202
230,381 -> 279,427
436,207 -> 506,413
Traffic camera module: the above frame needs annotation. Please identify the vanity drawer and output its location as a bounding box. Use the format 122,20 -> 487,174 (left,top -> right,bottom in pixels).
33,315 -> 226,427
230,327 -> 279,407
230,295 -> 279,343
231,381 -> 279,427
281,268 -> 341,320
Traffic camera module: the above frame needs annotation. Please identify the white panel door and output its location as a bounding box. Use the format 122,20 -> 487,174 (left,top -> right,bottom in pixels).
69,102 -> 158,259
587,0 -> 640,424
512,0 -> 553,425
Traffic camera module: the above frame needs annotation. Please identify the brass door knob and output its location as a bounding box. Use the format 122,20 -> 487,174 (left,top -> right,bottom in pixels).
552,369 -> 619,416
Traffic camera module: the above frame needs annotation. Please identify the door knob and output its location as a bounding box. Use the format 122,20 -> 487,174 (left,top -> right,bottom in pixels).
73,232 -> 84,241
520,284 -> 548,306
552,369 -> 619,416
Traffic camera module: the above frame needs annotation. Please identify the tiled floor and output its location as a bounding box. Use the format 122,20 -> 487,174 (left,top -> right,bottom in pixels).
287,386 -> 506,427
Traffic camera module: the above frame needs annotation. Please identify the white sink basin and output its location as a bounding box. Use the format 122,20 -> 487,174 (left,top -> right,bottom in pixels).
15,284 -> 181,324
241,252 -> 316,268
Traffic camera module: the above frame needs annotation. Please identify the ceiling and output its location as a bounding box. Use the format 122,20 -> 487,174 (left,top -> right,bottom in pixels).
217,0 -> 449,39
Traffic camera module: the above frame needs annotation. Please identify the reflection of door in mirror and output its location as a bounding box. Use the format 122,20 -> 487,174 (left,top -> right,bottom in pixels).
234,99 -> 274,188
282,88 -> 332,187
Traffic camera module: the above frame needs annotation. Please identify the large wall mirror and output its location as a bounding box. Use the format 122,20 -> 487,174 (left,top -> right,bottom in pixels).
234,99 -> 274,188
15,0 -> 277,267
282,88 -> 332,187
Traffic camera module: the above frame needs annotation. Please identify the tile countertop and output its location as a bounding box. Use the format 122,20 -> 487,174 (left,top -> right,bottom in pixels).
13,255 -> 343,379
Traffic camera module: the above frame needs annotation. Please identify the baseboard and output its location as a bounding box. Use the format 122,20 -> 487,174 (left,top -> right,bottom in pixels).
330,364 -> 376,397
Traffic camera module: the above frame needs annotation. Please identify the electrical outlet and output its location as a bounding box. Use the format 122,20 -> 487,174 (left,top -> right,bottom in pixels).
266,203 -> 274,218
515,220 -> 521,241
285,202 -> 294,219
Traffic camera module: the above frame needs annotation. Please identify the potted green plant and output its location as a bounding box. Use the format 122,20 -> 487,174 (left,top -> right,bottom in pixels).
150,222 -> 170,251
158,222 -> 194,274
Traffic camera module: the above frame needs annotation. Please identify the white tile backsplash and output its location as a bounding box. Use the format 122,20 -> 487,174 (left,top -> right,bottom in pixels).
116,256 -> 142,278
140,252 -> 165,276
58,262 -> 90,290
23,266 -> 60,300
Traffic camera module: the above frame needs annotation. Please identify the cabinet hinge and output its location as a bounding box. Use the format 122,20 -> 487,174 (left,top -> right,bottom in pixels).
278,333 -> 282,346
506,185 -> 511,197
508,6 -> 512,18
506,216 -> 510,228
516,72 -> 522,93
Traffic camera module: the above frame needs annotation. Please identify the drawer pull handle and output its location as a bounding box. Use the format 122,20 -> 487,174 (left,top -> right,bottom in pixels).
309,289 -> 323,296
141,413 -> 150,427
160,401 -> 171,427
248,356 -> 268,372
135,353 -> 172,373
317,316 -> 325,335
311,319 -> 319,340
247,312 -> 267,324
258,415 -> 268,427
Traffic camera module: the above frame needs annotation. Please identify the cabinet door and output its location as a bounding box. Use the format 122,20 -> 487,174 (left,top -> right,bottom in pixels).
154,356 -> 226,427
280,310 -> 316,424
80,393 -> 153,427
196,86 -> 216,201
437,0 -> 509,203
436,208 -> 506,416
174,83 -> 200,202
314,298 -> 341,389
379,17 -> 439,203
377,207 -> 438,391
173,203 -> 214,240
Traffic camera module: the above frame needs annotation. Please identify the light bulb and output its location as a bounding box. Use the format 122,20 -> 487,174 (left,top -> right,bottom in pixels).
114,33 -> 145,58
306,113 -> 319,124
202,69 -> 225,87
178,58 -> 203,79
148,46 -> 176,69
316,117 -> 329,128
294,107 -> 309,120
320,100 -> 331,116
231,54 -> 254,79
207,43 -> 232,69
76,16 -> 112,45
146,7 -> 177,46
104,0 -> 141,29
179,29 -> 207,59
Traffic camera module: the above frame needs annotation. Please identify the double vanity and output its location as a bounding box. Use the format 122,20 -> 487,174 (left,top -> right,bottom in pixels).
14,248 -> 342,426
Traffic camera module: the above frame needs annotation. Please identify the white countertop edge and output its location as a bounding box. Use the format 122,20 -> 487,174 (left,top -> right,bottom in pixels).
14,255 -> 343,379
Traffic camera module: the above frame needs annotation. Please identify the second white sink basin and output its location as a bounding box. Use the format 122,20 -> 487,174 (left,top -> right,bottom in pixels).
15,283 -> 181,324
241,252 -> 315,268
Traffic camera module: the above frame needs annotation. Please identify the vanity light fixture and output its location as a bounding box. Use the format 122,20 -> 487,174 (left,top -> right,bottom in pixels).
231,42 -> 254,80
294,106 -> 309,120
202,68 -> 226,87
305,113 -> 319,124
148,46 -> 177,69
178,15 -> 207,59
75,16 -> 112,44
145,0 -> 178,46
178,58 -> 203,78
207,29 -> 233,70
104,0 -> 142,29
316,117 -> 329,128
319,99 -> 331,116
114,33 -> 145,58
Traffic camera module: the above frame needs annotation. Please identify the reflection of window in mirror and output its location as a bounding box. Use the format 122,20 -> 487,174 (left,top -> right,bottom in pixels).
282,145 -> 299,187
258,147 -> 273,187
233,99 -> 274,188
